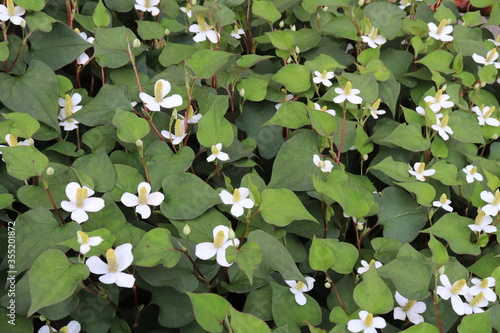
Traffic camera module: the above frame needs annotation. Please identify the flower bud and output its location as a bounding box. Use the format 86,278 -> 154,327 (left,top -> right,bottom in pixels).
357,223 -> 365,230
183,224 -> 191,236
362,154 -> 368,161
286,57 -> 292,64
192,0 -> 197,5
28,138 -> 34,146
358,0 -> 364,6
295,46 -> 300,54
279,20 -> 285,28
438,266 -> 445,275
136,139 -> 143,147
20,20 -> 26,28
322,6 -> 329,11
228,229 -> 236,240
324,282 -> 331,288
46,167 -> 54,176
239,88 -> 245,97
290,25 -> 296,31
132,39 -> 141,48
492,134 -> 499,140
164,29 -> 170,36
39,315 -> 47,322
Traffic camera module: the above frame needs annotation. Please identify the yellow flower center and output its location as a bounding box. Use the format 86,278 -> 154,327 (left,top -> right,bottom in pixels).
434,89 -> 443,103
187,107 -> 194,120
197,15 -> 211,32
469,292 -> 484,307
233,25 -> 240,34
186,4 -> 191,11
402,299 -> 417,313
321,70 -> 328,79
492,190 -> 500,205
369,28 -> 378,41
75,187 -> 88,208
295,281 -> 305,290
484,106 -> 495,119
138,185 -> 148,205
451,279 -> 466,295
486,49 -> 497,63
77,230 -> 89,244
144,0 -> 151,8
7,0 -> 15,17
371,98 -> 381,111
106,249 -> 119,273
74,28 -> 81,34
154,80 -> 164,103
59,327 -> 69,333
233,188 -> 241,202
436,19 -> 448,35
344,81 -> 352,96
470,166 -> 478,175
318,160 -> 326,169
439,193 -> 448,204
364,313 -> 374,327
417,163 -> 426,174
480,278 -> 489,289
320,106 -> 328,112
440,115 -> 449,128
211,145 -> 220,155
475,211 -> 485,225
65,94 -> 73,118
174,119 -> 183,137
402,0 -> 411,5
213,230 -> 225,248
7,134 -> 18,147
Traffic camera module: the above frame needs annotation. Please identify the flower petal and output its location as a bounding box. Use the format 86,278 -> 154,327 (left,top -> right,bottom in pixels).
212,225 -> 230,240
99,272 -> 118,284
219,190 -> 234,204
216,247 -> 232,267
195,242 -> 217,260
86,256 -> 109,274
161,94 -> 183,109
83,197 -> 105,212
72,209 -> 89,224
230,203 -> 244,217
121,192 -> 140,207
147,192 -> 164,206
65,182 -> 81,202
115,243 -> 134,271
136,204 -> 152,219
61,200 -> 77,213
294,291 -> 307,305
114,272 -> 136,288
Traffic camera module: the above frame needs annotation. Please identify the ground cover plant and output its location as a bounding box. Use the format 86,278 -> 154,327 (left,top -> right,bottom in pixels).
0,0 -> 499,332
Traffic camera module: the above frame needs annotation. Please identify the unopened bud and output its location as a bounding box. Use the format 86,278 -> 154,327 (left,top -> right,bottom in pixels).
473,83 -> 481,90
46,167 -> 54,176
183,224 -> 191,236
39,315 -> 47,322
362,154 -> 368,161
441,84 -> 447,91
481,81 -> 486,88
136,139 -> 143,147
20,20 -> 26,28
290,25 -> 296,31
279,20 -> 285,28
357,223 -> 365,230
286,57 -> 292,64
28,138 -> 34,146
492,134 -> 499,140
192,0 -> 197,5
239,88 -> 245,97
228,229 -> 236,240
294,46 -> 300,54
172,109 -> 178,119
164,28 -> 170,36
322,6 -> 329,11
358,0 -> 364,6
438,266 -> 445,275
132,39 -> 141,48
324,282 -> 331,288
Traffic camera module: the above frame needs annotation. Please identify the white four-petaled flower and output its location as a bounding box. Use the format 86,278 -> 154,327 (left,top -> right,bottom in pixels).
313,154 -> 333,173
0,134 -> 31,148
77,230 -> 103,255
134,0 -> 160,16
361,27 -> 387,49
468,211 -> 497,233
207,143 -> 230,162
86,243 -> 135,288
313,70 -> 334,87
393,291 -> 426,325
285,276 -> 315,306
195,225 -> 239,267
230,25 -> 245,39
0,0 -> 25,26
472,49 -> 500,68
121,182 -> 164,219
469,277 -> 496,302
333,81 -> 363,104
431,115 -> 453,141
480,189 -> 500,216
161,119 -> 187,145
313,102 -> 336,116
61,182 -> 105,224
58,93 -> 83,131
76,29 -> 94,65
433,193 -> 453,212
357,259 -> 383,274
189,15 -> 219,43
275,94 -> 294,110
472,105 -> 500,127
347,310 -> 386,333
424,89 -> 454,113
462,165 -> 483,183
463,292 -> 489,314
219,187 -> 254,217
436,274 -> 468,315
38,320 -> 81,333
367,99 -> 386,119
428,19 -> 453,42
180,4 -> 192,18
139,79 -> 183,112
408,162 -> 435,181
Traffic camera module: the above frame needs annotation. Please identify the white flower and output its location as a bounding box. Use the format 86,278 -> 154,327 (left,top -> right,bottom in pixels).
61,182 -> 105,224
468,211 -> 497,233
416,106 -> 426,116
472,105 -> 500,127
469,277 -> 496,302
195,225 -> 239,267
275,94 -> 294,110
436,274 -> 468,316
472,49 -> 500,68
139,79 -> 183,111
347,310 -> 386,333
408,162 -> 435,181
219,187 -> 254,217
480,189 -> 500,216
177,109 -> 203,124
77,231 -> 103,255
121,182 -> 164,219
230,25 -> 245,39
58,93 -> 83,131
462,165 -> 483,183
333,81 -> 363,104
399,0 -> 412,9
357,259 -> 382,274
428,19 -> 453,42
134,0 -> 160,16
76,30 -> 94,65
161,119 -> 187,145
180,4 -> 192,18
207,143 -> 230,162
366,99 -> 386,119
313,70 -> 334,87
0,0 -> 25,26
0,134 -> 31,148
424,89 -> 454,112
431,115 -> 453,141
313,154 -> 333,173
313,103 -> 336,116
86,243 -> 135,288
393,291 -> 426,325
189,15 -> 219,43
433,193 -> 453,212
463,292 -> 489,314
285,276 -> 315,306
361,27 -> 387,49
487,36 -> 500,47
38,320 -> 81,333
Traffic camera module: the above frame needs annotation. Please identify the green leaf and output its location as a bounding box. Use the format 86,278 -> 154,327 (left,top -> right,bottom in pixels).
252,1 -> 281,23
159,43 -> 197,67
187,292 -> 230,333
196,109 -> 234,147
109,164 -> 144,201
396,182 -> 436,207
152,287 -> 194,328
453,25 -> 489,57
28,249 -> 89,316
237,76 -> 269,102
266,30 -> 294,51
247,230 -> 304,281
230,307 -> 271,333
73,148 -> 116,192
309,236 -> 335,272
236,54 -> 274,68
133,228 -> 181,268
272,64 -> 311,93
225,242 -> 262,285
112,109 -> 150,144
161,173 -> 219,219
324,240 -> 359,274
364,2 -> 406,40
428,234 -> 449,267
431,160 -> 461,185
375,187 -> 428,242
2,112 -> 40,139
0,146 -> 48,180
146,144 -> 194,190
13,0 -> 45,11
93,0 -> 111,27
401,323 -> 440,333
373,122 -> 430,151
26,11 -> 57,32
260,188 -> 317,227
416,50 -> 454,74
457,311 -> 491,333
0,193 -> 13,209
369,156 -> 413,182
321,15 -> 359,40
265,102 -> 310,129
187,50 -> 231,79
449,111 -> 485,144
468,253 -> 500,278
308,108 -> 338,137
93,27 -> 136,68
136,20 -> 165,40
0,41 -> 8,61
353,267 -> 393,314
423,213 -> 481,256
0,60 -> 59,130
